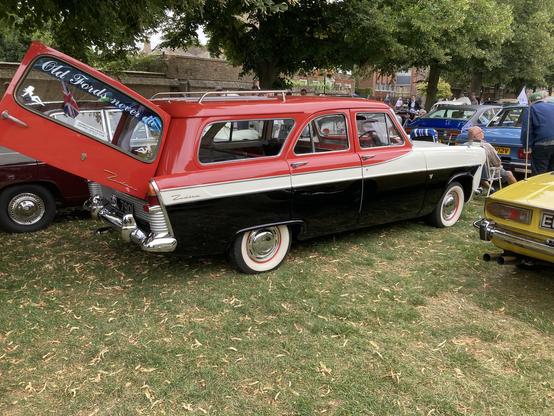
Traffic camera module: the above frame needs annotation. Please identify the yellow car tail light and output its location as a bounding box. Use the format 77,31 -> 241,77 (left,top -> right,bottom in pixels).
486,202 -> 532,224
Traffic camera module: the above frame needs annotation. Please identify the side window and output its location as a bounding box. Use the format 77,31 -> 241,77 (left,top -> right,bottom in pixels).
489,108 -> 523,128
15,56 -> 163,162
356,113 -> 404,148
199,119 -> 294,164
294,114 -> 349,154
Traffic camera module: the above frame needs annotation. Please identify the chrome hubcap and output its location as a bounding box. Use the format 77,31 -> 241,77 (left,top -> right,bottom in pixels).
246,227 -> 280,261
442,191 -> 459,221
8,193 -> 45,225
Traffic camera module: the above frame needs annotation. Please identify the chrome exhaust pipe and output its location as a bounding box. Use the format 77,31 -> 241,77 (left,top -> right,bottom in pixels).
483,253 -> 499,262
497,255 -> 517,265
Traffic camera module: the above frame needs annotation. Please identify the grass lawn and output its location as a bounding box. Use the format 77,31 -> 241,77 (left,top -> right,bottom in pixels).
0,197 -> 553,415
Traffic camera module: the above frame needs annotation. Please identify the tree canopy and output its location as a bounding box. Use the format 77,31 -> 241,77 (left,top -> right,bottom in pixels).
0,0 -> 194,62
3,0 -> 554,104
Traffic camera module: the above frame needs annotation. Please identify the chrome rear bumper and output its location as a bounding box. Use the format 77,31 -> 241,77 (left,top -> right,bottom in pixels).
474,218 -> 554,257
84,196 -> 177,253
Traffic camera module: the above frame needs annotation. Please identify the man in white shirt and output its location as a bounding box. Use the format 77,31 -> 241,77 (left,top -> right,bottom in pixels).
467,126 -> 517,188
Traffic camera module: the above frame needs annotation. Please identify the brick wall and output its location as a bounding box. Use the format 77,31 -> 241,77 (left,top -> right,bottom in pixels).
0,54 -> 255,99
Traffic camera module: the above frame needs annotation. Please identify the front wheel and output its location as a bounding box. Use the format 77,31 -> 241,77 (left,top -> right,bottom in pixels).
230,225 -> 291,273
0,184 -> 57,233
428,182 -> 465,228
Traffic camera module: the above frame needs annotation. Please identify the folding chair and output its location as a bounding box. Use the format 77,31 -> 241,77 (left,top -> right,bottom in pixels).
486,158 -> 503,197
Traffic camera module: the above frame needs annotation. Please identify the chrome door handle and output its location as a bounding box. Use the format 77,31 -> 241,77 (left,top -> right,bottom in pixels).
291,162 -> 308,168
1,110 -> 28,128
361,155 -> 375,161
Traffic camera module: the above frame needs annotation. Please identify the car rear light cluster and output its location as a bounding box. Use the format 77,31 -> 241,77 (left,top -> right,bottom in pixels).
518,147 -> 526,160
144,183 -> 160,212
486,202 -> 532,224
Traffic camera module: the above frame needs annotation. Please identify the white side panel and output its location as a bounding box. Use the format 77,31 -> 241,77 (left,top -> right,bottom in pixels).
291,167 -> 362,187
362,152 -> 427,179
159,146 -> 485,207
421,144 -> 486,172
160,175 -> 291,206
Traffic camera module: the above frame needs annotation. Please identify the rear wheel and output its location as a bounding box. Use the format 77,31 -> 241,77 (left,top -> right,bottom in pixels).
0,184 -> 57,233
428,182 -> 464,228
230,225 -> 291,273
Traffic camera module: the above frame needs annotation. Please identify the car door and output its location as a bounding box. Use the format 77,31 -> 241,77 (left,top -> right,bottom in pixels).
287,112 -> 362,238
353,110 -> 427,226
0,42 -> 170,199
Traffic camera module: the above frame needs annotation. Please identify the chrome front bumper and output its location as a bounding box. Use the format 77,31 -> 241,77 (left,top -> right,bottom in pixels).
473,218 -> 554,257
84,196 -> 177,253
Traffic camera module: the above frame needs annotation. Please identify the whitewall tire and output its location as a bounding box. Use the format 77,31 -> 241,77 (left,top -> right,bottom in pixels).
429,182 -> 465,228
230,225 -> 291,273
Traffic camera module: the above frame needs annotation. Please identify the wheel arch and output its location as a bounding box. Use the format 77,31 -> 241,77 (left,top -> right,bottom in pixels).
235,219 -> 305,239
448,172 -> 473,202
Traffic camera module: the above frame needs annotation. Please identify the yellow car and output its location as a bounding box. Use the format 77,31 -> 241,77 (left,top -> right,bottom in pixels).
474,172 -> 554,266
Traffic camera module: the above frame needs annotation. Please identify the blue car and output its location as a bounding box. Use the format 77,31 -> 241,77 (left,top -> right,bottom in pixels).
405,105 -> 500,144
454,105 -> 530,175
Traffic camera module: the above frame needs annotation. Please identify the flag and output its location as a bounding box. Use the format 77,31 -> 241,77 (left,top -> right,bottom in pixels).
517,86 -> 528,106
61,81 -> 80,118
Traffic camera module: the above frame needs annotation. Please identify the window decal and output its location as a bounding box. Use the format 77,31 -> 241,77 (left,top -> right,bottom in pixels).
34,58 -> 161,131
21,86 -> 45,106
15,56 -> 164,162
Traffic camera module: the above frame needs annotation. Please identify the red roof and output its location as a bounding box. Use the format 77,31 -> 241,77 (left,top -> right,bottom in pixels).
153,95 -> 389,118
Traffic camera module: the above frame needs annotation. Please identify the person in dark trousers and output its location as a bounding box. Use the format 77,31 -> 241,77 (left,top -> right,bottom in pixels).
520,91 -> 554,175
407,95 -> 420,113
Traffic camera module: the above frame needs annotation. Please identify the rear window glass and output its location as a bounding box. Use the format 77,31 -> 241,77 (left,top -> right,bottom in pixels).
199,119 -> 294,164
426,108 -> 476,120
15,56 -> 163,162
488,108 -> 524,127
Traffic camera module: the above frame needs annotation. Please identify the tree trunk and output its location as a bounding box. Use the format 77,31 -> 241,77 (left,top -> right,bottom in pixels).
425,64 -> 441,112
470,72 -> 483,100
257,62 -> 280,89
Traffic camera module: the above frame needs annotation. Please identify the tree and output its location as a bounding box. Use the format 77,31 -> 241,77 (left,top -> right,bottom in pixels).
484,0 -> 554,92
0,1 -> 194,63
394,0 -> 512,110
0,26 -> 28,62
417,79 -> 452,101
163,0 -> 403,88
164,1 -> 326,87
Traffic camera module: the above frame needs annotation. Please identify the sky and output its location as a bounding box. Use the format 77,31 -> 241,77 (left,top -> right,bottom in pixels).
150,28 -> 208,49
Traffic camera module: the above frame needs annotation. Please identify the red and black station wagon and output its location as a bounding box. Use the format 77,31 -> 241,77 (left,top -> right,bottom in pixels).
0,43 -> 486,272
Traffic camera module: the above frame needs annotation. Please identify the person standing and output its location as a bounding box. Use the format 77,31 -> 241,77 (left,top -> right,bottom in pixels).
520,91 -> 554,175
407,95 -> 420,113
395,96 -> 403,110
